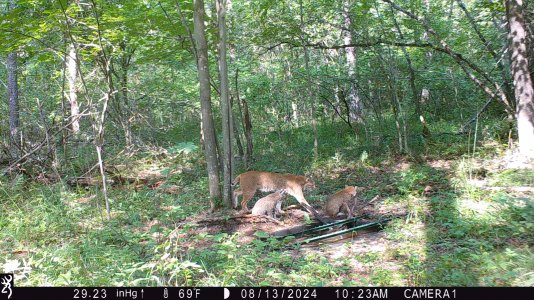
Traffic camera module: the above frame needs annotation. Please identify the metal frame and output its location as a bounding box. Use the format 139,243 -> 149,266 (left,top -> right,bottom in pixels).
300,218 -> 391,244
273,215 -> 392,244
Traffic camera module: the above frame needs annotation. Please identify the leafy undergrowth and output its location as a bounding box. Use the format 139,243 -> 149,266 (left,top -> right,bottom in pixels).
1,138 -> 533,286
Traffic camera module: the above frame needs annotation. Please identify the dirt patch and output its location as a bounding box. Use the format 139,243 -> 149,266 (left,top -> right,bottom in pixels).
176,193 -> 403,250
427,159 -> 454,170
181,207 -> 317,244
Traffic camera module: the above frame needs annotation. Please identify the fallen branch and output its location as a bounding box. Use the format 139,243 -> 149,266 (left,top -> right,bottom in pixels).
2,110 -> 91,176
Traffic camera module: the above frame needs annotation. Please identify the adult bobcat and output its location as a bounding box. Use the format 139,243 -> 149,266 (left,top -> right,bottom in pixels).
233,171 -> 326,223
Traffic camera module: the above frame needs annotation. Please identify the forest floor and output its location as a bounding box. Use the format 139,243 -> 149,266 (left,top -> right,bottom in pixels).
1,141 -> 533,286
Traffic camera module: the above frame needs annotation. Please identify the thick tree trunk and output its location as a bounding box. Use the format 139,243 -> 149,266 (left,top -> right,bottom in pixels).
506,0 -> 534,158
66,43 -> 80,134
7,51 -> 19,143
194,0 -> 221,209
217,0 -> 233,208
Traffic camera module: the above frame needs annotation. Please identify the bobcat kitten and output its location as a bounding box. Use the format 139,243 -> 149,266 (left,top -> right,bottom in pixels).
324,186 -> 358,218
251,190 -> 286,219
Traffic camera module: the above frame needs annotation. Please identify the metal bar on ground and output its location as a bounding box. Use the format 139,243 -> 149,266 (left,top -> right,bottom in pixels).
300,218 -> 391,244
275,215 -> 367,238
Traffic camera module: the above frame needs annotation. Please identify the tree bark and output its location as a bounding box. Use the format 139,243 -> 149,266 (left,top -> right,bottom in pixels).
506,0 -> 534,158
66,43 -> 80,134
194,0 -> 221,209
342,0 -> 362,122
232,70 -> 244,158
217,0 -> 233,208
241,98 -> 253,166
230,102 -> 244,157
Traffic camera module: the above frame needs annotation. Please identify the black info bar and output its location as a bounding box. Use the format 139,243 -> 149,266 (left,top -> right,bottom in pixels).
1,287 -> 532,300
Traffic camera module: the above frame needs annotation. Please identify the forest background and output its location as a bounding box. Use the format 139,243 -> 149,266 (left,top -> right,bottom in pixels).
0,0 -> 533,286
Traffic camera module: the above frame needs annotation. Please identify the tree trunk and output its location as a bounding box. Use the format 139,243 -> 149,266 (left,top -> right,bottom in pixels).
118,42 -> 133,149
506,0 -> 534,158
7,51 -> 19,145
241,98 -> 253,166
390,4 -> 421,117
342,0 -> 362,122
217,0 -> 233,208
66,43 -> 80,134
231,105 -> 244,157
232,70 -> 244,158
300,0 -> 318,158
194,0 -> 221,209
120,68 -> 133,148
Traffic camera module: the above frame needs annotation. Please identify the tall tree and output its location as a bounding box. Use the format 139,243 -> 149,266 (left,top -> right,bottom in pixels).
193,0 -> 221,210
342,0 -> 362,123
115,41 -> 135,148
506,0 -> 534,158
217,0 -> 233,207
66,43 -> 80,134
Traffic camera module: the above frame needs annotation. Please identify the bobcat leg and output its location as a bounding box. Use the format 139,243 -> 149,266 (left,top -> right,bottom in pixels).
343,202 -> 352,218
240,191 -> 255,212
232,188 -> 242,209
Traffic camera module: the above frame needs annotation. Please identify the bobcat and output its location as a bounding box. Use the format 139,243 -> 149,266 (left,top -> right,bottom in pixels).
324,186 -> 358,218
251,190 -> 285,219
232,171 -> 326,222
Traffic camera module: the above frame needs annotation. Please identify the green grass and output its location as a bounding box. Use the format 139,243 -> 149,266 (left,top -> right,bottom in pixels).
489,169 -> 534,187
1,121 -> 533,286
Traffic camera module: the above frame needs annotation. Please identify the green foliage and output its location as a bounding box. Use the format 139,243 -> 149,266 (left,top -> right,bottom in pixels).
489,169 -> 534,187
1,0 -> 532,288
168,142 -> 198,155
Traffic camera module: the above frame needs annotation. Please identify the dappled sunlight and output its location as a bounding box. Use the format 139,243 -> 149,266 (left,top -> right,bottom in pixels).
457,198 -> 495,216
1,0 -> 533,288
